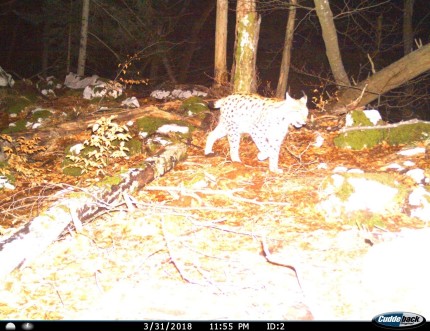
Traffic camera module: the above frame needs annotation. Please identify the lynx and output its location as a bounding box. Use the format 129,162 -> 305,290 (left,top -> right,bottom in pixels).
204,92 -> 308,173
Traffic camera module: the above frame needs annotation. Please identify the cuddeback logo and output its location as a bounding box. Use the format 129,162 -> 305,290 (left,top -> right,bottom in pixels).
373,312 -> 426,329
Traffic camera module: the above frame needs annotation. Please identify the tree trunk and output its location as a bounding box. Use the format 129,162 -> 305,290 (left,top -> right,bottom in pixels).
403,0 -> 414,55
178,1 -> 215,83
77,0 -> 90,77
401,0 -> 415,118
328,43 -> 430,114
314,0 -> 350,88
276,0 -> 297,98
41,25 -> 49,78
233,0 -> 260,94
162,55 -> 177,84
66,5 -> 73,74
214,0 -> 229,87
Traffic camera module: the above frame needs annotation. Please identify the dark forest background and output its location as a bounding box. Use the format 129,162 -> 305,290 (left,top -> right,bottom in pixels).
0,0 -> 429,119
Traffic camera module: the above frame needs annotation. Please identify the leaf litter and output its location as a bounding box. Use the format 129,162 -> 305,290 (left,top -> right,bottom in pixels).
0,93 -> 429,320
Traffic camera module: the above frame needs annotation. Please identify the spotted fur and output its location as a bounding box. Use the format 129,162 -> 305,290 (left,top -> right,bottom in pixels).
204,92 -> 308,173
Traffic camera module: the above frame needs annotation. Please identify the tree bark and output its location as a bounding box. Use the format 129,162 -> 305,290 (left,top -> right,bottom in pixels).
41,24 -> 49,78
214,0 -> 229,87
314,0 -> 350,88
276,0 -> 297,99
403,0 -> 414,56
178,1 -> 215,83
77,0 -> 90,77
328,43 -> 430,113
66,1 -> 73,75
233,0 -> 260,94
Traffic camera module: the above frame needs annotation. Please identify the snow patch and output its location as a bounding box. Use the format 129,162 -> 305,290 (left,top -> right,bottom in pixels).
121,97 -> 140,108
156,124 -> 189,135
397,147 -> 425,156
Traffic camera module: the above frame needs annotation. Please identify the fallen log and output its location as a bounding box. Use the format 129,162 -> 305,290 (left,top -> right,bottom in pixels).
7,105 -> 202,142
0,143 -> 187,280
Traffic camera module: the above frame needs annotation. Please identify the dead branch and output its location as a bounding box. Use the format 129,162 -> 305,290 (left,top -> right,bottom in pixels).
0,143 -> 187,280
144,185 -> 292,206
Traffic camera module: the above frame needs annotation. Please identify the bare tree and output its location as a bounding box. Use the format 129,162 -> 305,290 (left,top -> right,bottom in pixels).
314,0 -> 350,88
329,43 -> 430,113
77,0 -> 90,76
233,0 -> 261,94
403,0 -> 414,56
178,1 -> 215,82
214,0 -> 229,87
275,0 -> 297,98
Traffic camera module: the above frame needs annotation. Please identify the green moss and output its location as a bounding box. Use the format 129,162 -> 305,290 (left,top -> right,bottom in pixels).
31,109 -> 52,120
136,117 -> 170,134
385,122 -> 430,145
136,117 -> 194,138
1,119 -> 29,133
337,179 -> 355,201
349,110 -> 374,127
62,164 -> 83,176
334,122 -> 430,150
180,96 -> 209,118
347,211 -> 386,228
124,138 -> 142,155
0,164 -> 15,185
62,144 -> 98,176
4,96 -> 33,115
334,129 -> 384,150
98,174 -> 123,187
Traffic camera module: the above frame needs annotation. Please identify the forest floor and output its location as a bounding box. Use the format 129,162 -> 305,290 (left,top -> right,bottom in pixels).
0,88 -> 429,321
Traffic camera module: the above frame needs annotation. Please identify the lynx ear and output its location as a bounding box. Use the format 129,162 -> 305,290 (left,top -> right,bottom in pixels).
300,91 -> 307,104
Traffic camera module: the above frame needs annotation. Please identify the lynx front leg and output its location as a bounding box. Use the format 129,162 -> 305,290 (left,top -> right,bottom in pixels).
205,123 -> 227,156
268,137 -> 284,173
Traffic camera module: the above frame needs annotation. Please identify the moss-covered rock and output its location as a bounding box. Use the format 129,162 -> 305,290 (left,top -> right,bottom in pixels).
124,138 -> 142,156
4,96 -> 34,115
62,145 -> 98,176
31,108 -> 53,121
318,172 -> 409,223
179,96 -> 209,119
334,129 -> 384,149
334,121 -> 430,150
136,117 -> 194,139
1,119 -> 29,133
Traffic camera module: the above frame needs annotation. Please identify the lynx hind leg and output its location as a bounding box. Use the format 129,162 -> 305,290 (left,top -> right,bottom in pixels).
227,131 -> 241,162
205,122 -> 227,156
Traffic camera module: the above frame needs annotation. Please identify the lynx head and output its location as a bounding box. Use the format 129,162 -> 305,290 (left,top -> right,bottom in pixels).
285,92 -> 308,128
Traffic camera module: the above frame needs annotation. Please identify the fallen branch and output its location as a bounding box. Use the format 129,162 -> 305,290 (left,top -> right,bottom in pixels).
0,143 -> 187,280
144,186 -> 292,206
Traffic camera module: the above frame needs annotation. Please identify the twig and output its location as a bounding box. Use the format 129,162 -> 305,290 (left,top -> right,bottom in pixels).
160,217 -> 195,284
261,237 -> 303,292
144,186 -> 292,206
367,54 -> 376,74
